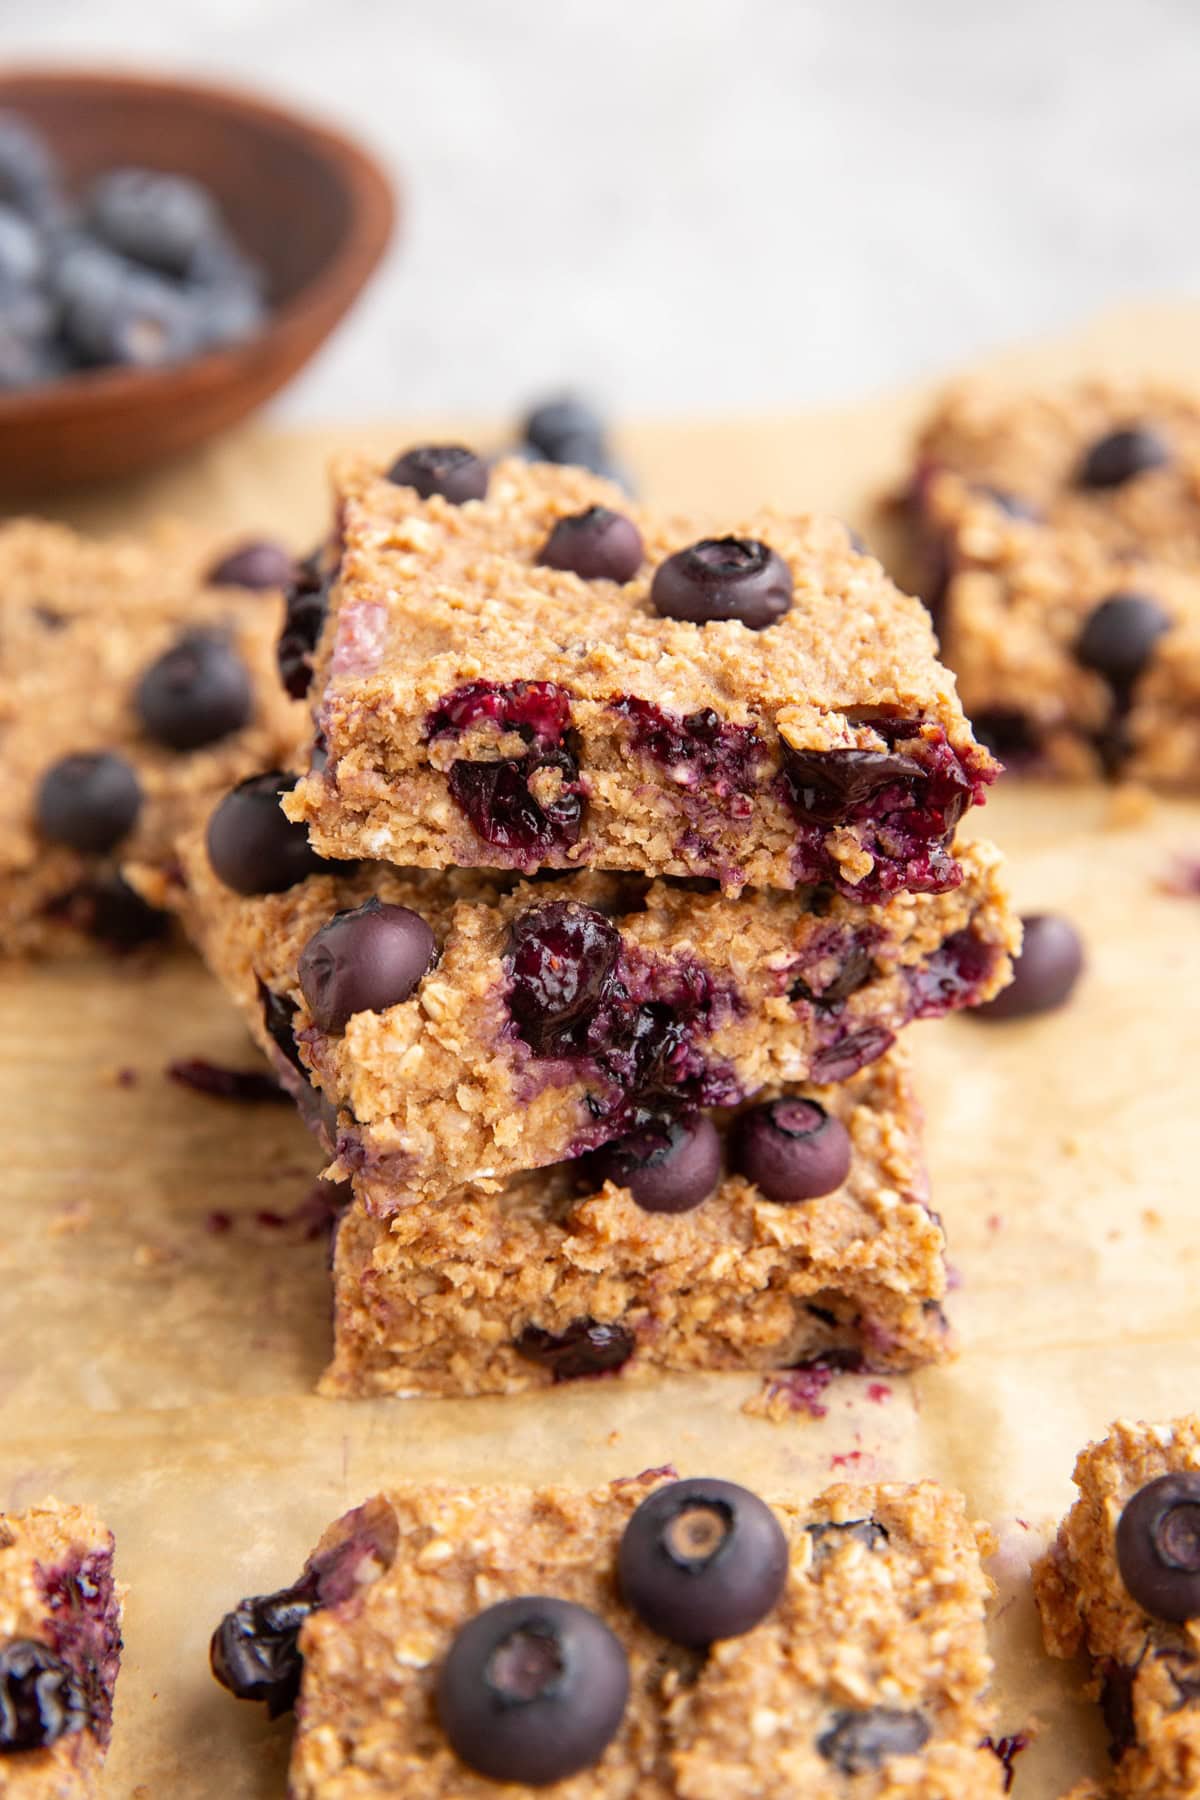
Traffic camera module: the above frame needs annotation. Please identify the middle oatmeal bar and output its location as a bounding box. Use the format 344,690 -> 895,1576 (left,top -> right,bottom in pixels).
322,1047 -> 953,1397
281,453 -> 998,899
155,800 -> 1017,1206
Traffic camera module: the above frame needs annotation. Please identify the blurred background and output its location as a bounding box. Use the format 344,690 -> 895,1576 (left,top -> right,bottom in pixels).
3,0 -> 1198,423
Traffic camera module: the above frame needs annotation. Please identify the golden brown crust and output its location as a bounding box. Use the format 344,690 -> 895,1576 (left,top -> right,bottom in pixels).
0,518 -> 305,956
290,1474 -> 1004,1799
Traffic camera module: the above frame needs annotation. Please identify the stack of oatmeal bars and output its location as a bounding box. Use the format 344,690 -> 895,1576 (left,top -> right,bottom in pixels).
150,445 -> 1020,1399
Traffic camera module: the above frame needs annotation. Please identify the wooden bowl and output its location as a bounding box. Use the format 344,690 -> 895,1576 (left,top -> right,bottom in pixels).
0,68 -> 397,493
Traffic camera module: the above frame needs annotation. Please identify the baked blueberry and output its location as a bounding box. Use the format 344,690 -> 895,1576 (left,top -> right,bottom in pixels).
135,631 -> 254,750
298,898 -> 438,1033
617,1477 -> 788,1647
1075,592 -> 1171,691
277,551 -> 330,698
386,444 -> 489,504
817,1706 -> 932,1772
206,771 -> 328,895
85,168 -> 221,278
514,1319 -> 634,1381
506,901 -> 620,1054
972,913 -> 1082,1021
35,751 -> 142,853
211,1574 -> 319,1717
0,1639 -> 89,1751
436,1594 -> 629,1785
1116,1472 -> 1200,1622
537,507 -> 643,582
1078,425 -> 1169,489
650,537 -> 793,630
56,872 -> 170,950
523,396 -> 608,460
591,1113 -> 720,1213
731,1098 -> 852,1202
207,539 -> 296,591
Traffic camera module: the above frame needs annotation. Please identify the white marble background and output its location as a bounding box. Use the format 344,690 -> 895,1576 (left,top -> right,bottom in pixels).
2,0 -> 1198,423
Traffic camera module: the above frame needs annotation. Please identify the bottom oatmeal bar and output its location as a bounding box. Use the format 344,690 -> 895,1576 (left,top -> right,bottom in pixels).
1035,1414 -> 1200,1799
211,1473 -> 1004,1798
0,1501 -> 122,1797
323,1048 -> 951,1398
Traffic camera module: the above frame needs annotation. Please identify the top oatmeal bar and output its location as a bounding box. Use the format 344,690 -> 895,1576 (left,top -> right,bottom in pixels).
282,451 -> 996,899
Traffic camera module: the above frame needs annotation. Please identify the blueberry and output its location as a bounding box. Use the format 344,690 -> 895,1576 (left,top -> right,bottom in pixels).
86,168 -> 221,278
537,507 -> 644,582
298,898 -> 438,1033
386,445 -> 489,504
210,1574 -> 320,1717
514,1319 -> 635,1381
135,631 -> 254,750
436,1595 -> 629,1785
0,1640 -> 89,1751
591,1113 -> 721,1213
36,751 -> 142,853
0,327 -> 60,391
278,551 -> 330,698
543,431 -> 633,489
1075,592 -> 1171,691
50,872 -> 170,950
730,1098 -> 852,1202
55,241 -> 200,370
506,901 -> 620,1054
523,395 -> 608,460
0,203 -> 44,287
972,913 -> 1083,1021
206,772 -> 329,896
1078,425 -> 1169,489
189,275 -> 267,352
1116,1473 -> 1200,1622
817,1707 -> 932,1773
207,540 -> 296,591
651,537 -> 793,630
617,1477 -> 789,1647
0,113 -> 60,219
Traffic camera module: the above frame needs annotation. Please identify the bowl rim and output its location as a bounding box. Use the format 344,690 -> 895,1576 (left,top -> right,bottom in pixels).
0,63 -> 398,419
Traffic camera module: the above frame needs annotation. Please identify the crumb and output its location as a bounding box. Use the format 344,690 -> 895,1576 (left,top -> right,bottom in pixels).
1142,1208 -> 1163,1230
1060,1133 -> 1082,1157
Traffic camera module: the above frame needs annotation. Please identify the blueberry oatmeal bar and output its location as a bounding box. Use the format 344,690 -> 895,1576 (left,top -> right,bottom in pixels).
908,380 -> 1200,781
212,1472 -> 1004,1796
0,1500 -> 122,1797
152,791 -> 1016,1206
281,451 -> 997,899
0,519 -> 303,955
1034,1413 -> 1200,1798
323,1046 -> 954,1397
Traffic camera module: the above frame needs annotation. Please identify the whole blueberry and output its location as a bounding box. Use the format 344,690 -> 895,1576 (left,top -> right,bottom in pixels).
211,1574 -> 320,1716
86,168 -> 221,277
592,1113 -> 721,1214
522,395 -> 608,460
436,1595 -> 629,1785
278,551 -> 330,698
0,113 -> 60,218
1075,592 -> 1171,691
386,444 -> 489,504
0,204 -> 44,287
187,270 -> 267,351
1116,1472 -> 1200,1622
207,540 -> 296,591
731,1097 -> 852,1202
55,242 -> 200,369
651,537 -> 793,630
617,1477 -> 789,1647
36,751 -> 142,853
515,1319 -> 635,1381
1078,425 -> 1169,489
0,1640 -> 89,1751
298,898 -> 438,1033
65,872 -> 170,950
206,772 -> 328,896
136,631 -> 253,751
972,913 -> 1083,1021
537,507 -> 643,583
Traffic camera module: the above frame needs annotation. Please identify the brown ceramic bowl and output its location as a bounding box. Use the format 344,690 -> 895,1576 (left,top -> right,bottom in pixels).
0,68 -> 396,492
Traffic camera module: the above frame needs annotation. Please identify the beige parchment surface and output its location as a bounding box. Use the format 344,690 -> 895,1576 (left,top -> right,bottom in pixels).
5,298 -> 1200,1798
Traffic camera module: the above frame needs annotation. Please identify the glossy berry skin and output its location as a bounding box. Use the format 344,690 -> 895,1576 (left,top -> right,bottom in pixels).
591,1113 -> 721,1213
1075,592 -> 1171,691
972,913 -> 1083,1021
506,901 -> 620,1054
618,1477 -> 788,1648
537,507 -> 644,583
514,1319 -> 634,1381
135,631 -> 253,751
206,771 -> 328,896
298,898 -> 438,1033
207,539 -> 296,591
277,552 -> 330,698
386,444 -> 489,504
0,1639 -> 89,1751
210,1574 -> 320,1717
36,751 -> 142,853
436,1595 -> 629,1786
1116,1472 -> 1200,1622
650,537 -> 793,630
730,1098 -> 852,1202
1078,425 -> 1169,489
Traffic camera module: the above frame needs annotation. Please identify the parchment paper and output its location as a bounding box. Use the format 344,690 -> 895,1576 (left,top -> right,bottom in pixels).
6,298 -> 1200,1798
